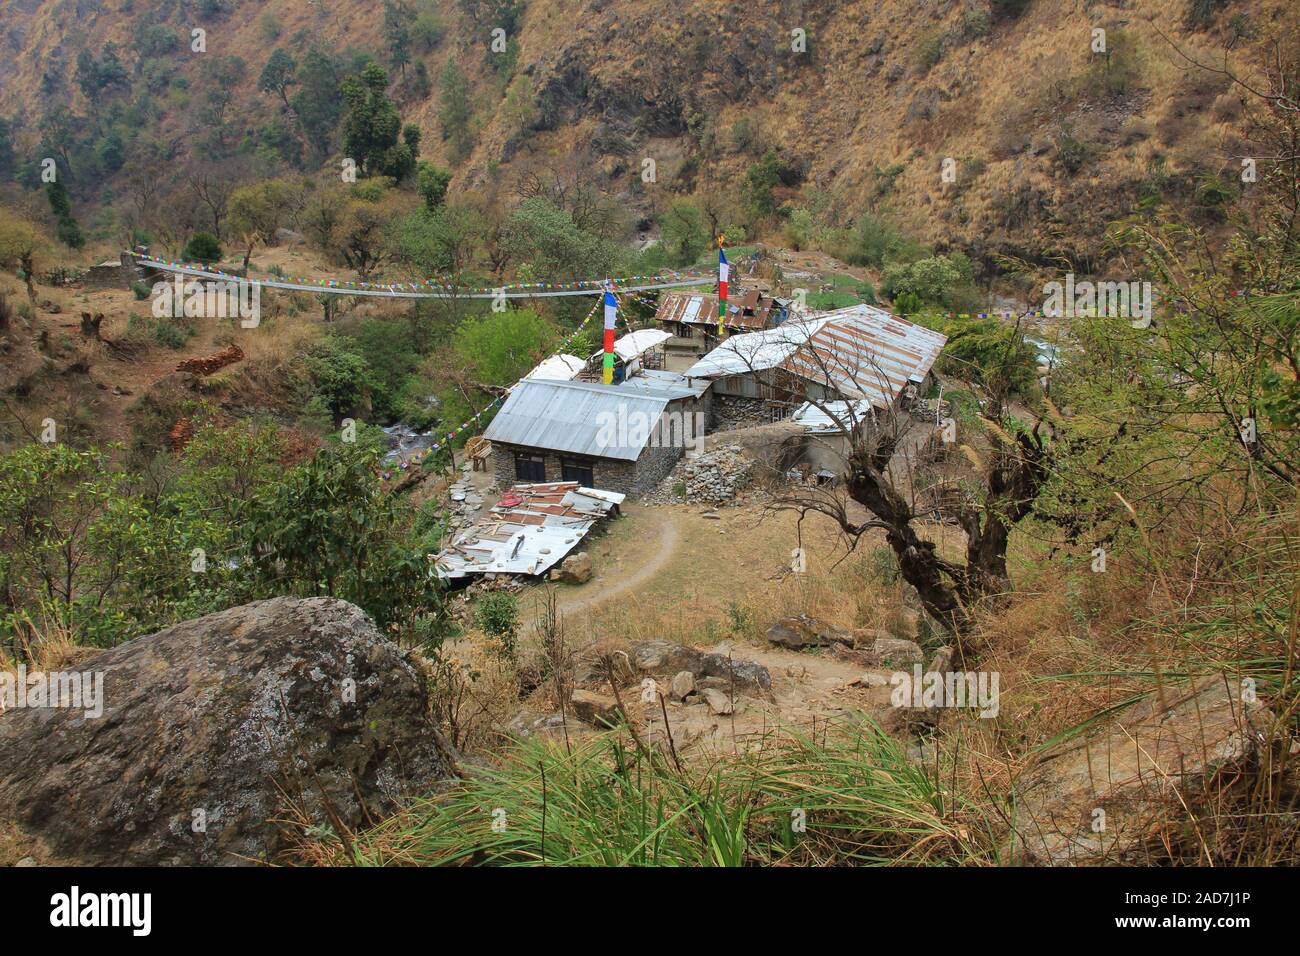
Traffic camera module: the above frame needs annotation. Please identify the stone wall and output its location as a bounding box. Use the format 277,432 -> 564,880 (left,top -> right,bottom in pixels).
713,394 -> 782,430
490,440 -> 685,498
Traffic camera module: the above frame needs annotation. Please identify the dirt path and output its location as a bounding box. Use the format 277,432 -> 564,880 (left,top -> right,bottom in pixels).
528,505 -> 681,620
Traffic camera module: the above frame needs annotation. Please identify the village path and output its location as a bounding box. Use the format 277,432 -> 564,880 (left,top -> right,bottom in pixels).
525,505 -> 681,622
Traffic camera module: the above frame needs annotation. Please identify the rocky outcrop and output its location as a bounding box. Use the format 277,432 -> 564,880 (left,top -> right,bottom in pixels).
765,614 -> 854,650
1011,676 -> 1281,865
0,597 -> 453,866
630,640 -> 772,695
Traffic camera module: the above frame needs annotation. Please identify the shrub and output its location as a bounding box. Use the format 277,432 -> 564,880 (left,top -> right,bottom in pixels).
182,231 -> 223,264
304,337 -> 373,421
1054,124 -> 1094,175
475,592 -> 519,662
915,32 -> 945,72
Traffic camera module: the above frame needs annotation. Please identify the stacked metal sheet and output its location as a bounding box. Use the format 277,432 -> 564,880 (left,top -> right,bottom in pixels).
434,482 -> 626,580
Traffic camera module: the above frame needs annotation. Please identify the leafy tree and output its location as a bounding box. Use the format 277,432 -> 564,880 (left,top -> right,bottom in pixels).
75,45 -> 130,100
744,150 -> 798,219
304,337 -> 374,421
504,196 -> 622,279
132,24 -> 180,59
474,591 -> 519,661
245,441 -> 443,635
182,231 -> 223,263
258,49 -> 297,111
45,179 -> 84,249
341,63 -> 420,180
0,211 -> 51,302
0,118 -> 15,182
383,0 -> 414,78
334,182 -> 409,278
196,55 -> 247,151
412,2 -> 446,50
659,201 -> 709,265
458,0 -> 525,34
290,46 -> 345,160
0,444 -> 161,648
881,254 -> 974,307
416,161 -> 452,211
390,203 -> 480,279
438,61 -> 473,161
451,309 -> 558,386
227,177 -> 305,267
336,317 -> 423,420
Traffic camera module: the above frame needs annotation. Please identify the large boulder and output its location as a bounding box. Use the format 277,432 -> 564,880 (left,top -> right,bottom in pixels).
765,614 -> 854,650
630,640 -> 772,694
1011,676 -> 1279,864
548,551 -> 592,584
0,597 -> 453,865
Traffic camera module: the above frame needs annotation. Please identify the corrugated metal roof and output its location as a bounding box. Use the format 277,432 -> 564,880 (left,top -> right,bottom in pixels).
483,378 -> 680,460
791,400 -> 875,434
655,290 -> 778,331
528,354 -> 586,381
685,319 -> 827,377
685,305 -> 947,408
618,368 -> 710,399
656,291 -> 720,326
612,328 -> 672,360
435,481 -> 625,579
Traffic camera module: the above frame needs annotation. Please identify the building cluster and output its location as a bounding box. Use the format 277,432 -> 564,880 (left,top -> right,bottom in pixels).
481,293 -> 948,497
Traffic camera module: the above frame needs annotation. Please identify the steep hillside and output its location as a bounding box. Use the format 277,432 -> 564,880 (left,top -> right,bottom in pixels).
0,0 -> 1288,279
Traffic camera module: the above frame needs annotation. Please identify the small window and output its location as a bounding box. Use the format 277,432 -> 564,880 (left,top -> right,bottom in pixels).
514,452 -> 546,482
560,458 -> 594,487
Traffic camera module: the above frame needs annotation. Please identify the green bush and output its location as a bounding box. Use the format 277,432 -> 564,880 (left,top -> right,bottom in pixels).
304,337 -> 374,421
915,31 -> 945,71
182,231 -> 223,264
475,592 -> 519,662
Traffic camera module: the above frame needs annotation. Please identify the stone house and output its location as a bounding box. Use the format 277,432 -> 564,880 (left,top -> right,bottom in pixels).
685,303 -> 947,427
483,375 -> 710,497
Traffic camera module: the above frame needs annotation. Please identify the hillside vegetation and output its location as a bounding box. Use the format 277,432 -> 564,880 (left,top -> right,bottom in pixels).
0,0 -> 1291,282
0,0 -> 1297,870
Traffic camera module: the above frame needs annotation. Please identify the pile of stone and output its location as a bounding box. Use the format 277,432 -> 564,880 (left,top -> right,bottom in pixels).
645,444 -> 754,505
443,467 -> 487,533
908,397 -> 953,422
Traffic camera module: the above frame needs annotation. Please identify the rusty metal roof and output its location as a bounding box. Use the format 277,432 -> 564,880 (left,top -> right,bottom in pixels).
655,290 -> 778,332
435,482 -> 625,579
685,304 -> 948,408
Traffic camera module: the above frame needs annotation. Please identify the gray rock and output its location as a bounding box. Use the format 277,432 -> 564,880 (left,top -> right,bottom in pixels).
701,688 -> 734,716
766,614 -> 854,650
630,640 -> 771,694
569,689 -> 620,728
549,551 -> 592,584
0,598 -> 452,866
669,670 -> 696,701
1011,676 -> 1277,864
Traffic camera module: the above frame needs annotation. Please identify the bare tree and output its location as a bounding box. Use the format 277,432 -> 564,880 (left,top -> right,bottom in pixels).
710,314 -> 1054,653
